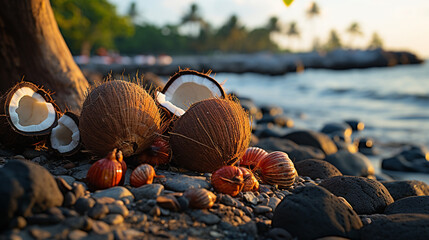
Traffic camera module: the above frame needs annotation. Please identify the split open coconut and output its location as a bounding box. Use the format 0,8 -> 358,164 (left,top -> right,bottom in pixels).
50,112 -> 81,155
0,82 -> 59,149
156,70 -> 226,117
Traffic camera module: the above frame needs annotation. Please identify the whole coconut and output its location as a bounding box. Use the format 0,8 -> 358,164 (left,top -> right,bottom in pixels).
79,80 -> 161,157
170,98 -> 251,172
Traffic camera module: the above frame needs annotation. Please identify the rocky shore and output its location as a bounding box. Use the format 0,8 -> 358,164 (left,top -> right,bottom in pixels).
79,48 -> 423,77
1,96 -> 429,240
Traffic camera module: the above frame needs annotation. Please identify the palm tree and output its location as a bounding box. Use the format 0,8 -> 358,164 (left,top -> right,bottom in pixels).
368,32 -> 384,49
306,2 -> 321,51
325,29 -> 342,51
346,22 -> 363,48
267,16 -> 280,32
286,21 -> 300,51
128,1 -> 138,24
180,3 -> 205,37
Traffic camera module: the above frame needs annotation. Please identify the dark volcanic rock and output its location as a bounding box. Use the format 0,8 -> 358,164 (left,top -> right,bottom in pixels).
257,115 -> 294,128
294,159 -> 342,179
282,130 -> 338,155
345,119 -> 365,131
255,137 -> 325,162
384,196 -> 429,215
131,184 -> 164,200
157,171 -> 210,192
0,160 -> 63,230
319,176 -> 394,214
272,186 -> 362,240
360,213 -> 429,240
382,180 -> 429,200
325,150 -> 375,177
381,144 -> 429,173
320,122 -> 352,139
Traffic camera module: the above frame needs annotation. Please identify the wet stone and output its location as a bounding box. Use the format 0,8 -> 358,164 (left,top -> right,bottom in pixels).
64,192 -> 77,207
71,164 -> 91,180
29,227 -> 51,239
87,203 -> 109,220
268,197 -> 282,211
92,187 -> 134,202
220,194 -> 239,207
102,214 -> 124,225
91,220 -> 111,235
243,192 -> 258,205
191,209 -> 221,225
64,216 -> 92,231
95,197 -> 116,205
52,166 -> 68,175
59,175 -> 76,186
157,171 -> 210,192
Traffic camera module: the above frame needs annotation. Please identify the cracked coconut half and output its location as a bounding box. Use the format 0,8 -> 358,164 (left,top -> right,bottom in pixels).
156,70 -> 226,117
50,112 -> 81,155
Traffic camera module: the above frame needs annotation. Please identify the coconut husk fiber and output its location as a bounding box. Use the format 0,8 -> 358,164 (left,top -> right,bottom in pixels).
170,98 -> 251,172
79,80 -> 161,157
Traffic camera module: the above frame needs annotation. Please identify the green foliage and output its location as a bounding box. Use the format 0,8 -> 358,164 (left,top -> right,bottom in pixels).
325,30 -> 342,51
52,0 -> 134,55
368,32 -> 384,49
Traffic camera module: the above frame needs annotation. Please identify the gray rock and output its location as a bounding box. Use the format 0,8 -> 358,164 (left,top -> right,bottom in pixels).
272,186 -> 362,240
68,229 -> 88,240
0,160 -> 63,230
282,130 -> 338,155
294,159 -> 343,179
325,150 -> 375,177
107,204 -> 129,217
382,180 -> 429,201
64,192 -> 77,207
220,194 -> 239,207
254,205 -> 272,214
92,187 -> 134,202
157,171 -> 210,192
191,209 -> 221,225
319,176 -> 394,214
131,184 -> 164,200
266,228 -> 293,240
59,175 -> 76,186
88,204 -> 109,220
384,196 -> 429,215
360,213 -> 429,240
256,137 -> 325,161
75,197 -> 96,214
243,192 -> 258,205
102,214 -> 124,225
71,164 -> 92,180
91,220 -> 111,235
268,197 -> 281,211
52,166 -> 68,176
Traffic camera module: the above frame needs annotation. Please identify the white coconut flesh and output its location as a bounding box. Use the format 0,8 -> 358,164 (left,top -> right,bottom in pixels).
157,74 -> 223,116
8,87 -> 56,133
50,114 -> 80,153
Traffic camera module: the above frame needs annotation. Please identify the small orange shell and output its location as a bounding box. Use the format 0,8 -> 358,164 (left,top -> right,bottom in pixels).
239,147 -> 268,170
211,166 -> 244,196
136,137 -> 171,166
86,149 -> 123,191
130,164 -> 156,187
239,167 -> 259,192
255,151 -> 297,189
183,188 -> 217,209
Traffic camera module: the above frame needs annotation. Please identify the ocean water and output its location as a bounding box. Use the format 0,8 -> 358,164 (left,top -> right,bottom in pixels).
218,60 -> 429,182
220,61 -> 429,147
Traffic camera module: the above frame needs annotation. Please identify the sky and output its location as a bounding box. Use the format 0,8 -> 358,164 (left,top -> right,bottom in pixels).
109,0 -> 429,58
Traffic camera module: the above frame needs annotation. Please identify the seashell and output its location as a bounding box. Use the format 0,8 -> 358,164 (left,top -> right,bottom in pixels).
135,137 -> 171,166
0,81 -> 60,149
50,112 -> 81,156
130,163 -> 155,187
211,166 -> 244,196
156,69 -> 226,117
183,188 -> 217,209
239,147 -> 268,170
254,151 -> 297,189
86,149 -> 124,191
79,80 -> 161,157
239,167 -> 259,192
170,98 -> 251,172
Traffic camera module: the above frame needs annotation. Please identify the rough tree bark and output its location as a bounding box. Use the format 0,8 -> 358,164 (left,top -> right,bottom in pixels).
0,0 -> 89,113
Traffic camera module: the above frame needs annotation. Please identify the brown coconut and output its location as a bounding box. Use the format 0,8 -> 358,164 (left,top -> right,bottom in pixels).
170,98 -> 251,172
79,80 -> 161,157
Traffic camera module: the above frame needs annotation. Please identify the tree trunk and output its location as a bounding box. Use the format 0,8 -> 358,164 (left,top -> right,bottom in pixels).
0,0 -> 89,113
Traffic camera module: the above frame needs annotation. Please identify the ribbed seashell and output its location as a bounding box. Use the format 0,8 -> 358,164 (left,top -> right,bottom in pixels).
211,166 -> 244,196
79,80 -> 161,157
183,188 -> 217,209
170,98 -> 251,172
130,163 -> 155,187
86,149 -> 124,191
239,167 -> 259,192
239,147 -> 268,170
255,151 -> 297,189
136,137 -> 171,166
